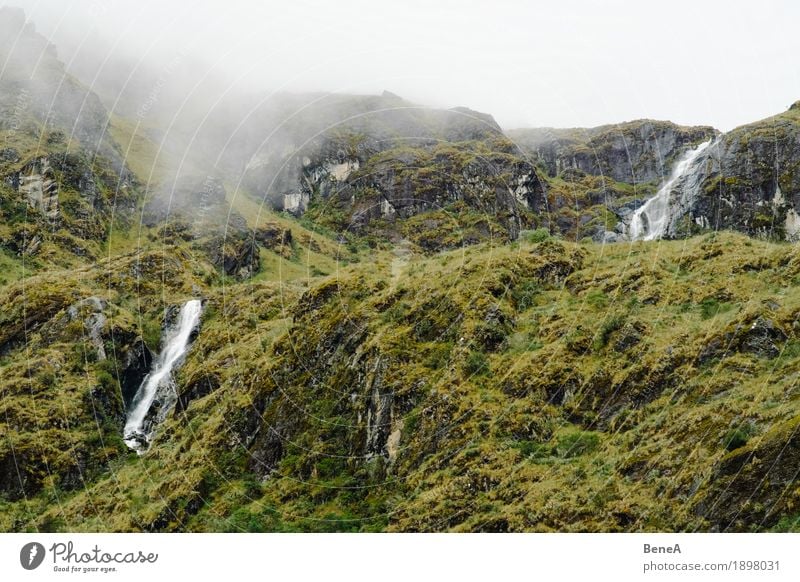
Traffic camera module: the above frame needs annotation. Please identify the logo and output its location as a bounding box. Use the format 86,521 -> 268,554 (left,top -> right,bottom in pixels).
20,542 -> 46,570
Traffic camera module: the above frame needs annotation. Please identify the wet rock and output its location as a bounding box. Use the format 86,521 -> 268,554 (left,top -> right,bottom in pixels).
120,338 -> 153,408
67,296 -> 108,360
204,233 -> 260,279
596,230 -> 620,243
698,316 -> 787,363
254,223 -> 293,253
175,372 -> 220,414
611,198 -> 645,220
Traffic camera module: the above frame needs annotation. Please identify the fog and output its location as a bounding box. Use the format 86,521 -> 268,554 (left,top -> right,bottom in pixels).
5,0 -> 800,132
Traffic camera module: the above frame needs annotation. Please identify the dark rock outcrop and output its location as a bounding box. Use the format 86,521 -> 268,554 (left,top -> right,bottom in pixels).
673,108 -> 800,240
509,120 -> 716,183
120,338 -> 154,408
204,233 -> 260,279
697,315 -> 788,363
175,372 -> 221,414
695,416 -> 800,530
215,91 -> 547,244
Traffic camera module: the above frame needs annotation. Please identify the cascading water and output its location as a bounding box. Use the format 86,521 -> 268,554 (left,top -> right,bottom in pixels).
123,299 -> 203,451
628,140 -> 712,240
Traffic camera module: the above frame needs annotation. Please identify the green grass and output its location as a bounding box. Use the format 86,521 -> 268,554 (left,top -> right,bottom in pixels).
5,229 -> 800,533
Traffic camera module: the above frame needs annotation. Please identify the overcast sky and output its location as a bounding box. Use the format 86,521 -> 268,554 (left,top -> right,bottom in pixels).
6,0 -> 800,131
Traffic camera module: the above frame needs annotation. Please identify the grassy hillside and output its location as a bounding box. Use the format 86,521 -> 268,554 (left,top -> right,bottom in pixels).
3,230 -> 800,532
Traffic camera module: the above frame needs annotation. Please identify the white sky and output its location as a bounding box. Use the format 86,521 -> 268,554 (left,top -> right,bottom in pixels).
6,0 -> 800,131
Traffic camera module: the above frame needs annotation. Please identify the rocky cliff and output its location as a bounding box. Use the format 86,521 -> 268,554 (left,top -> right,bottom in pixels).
231,93 -> 547,248
662,103 -> 800,240
509,120 -> 716,184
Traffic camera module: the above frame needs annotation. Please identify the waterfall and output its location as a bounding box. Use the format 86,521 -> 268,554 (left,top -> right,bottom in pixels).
629,140 -> 712,240
123,299 -> 203,451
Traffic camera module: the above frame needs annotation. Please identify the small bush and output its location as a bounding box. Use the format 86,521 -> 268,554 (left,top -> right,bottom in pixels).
424,342 -> 453,369
463,350 -> 490,376
512,280 -> 541,311
95,370 -> 117,391
516,440 -> 552,459
722,425 -> 755,451
773,515 -> 800,532
474,320 -> 509,351
523,228 -> 551,244
699,298 -> 733,320
592,314 -> 625,351
516,430 -> 600,460
142,320 -> 162,351
381,301 -> 408,323
555,430 -> 600,458
586,290 -> 609,310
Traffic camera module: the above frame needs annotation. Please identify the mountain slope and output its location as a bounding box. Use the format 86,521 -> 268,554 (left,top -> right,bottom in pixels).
3,8 -> 800,535
3,232 -> 800,532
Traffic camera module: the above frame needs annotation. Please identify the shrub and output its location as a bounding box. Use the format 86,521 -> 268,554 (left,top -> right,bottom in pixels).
463,350 -> 489,376
516,440 -> 552,459
142,320 -> 162,351
523,228 -> 551,244
424,342 -> 453,369
722,424 -> 755,451
699,298 -> 733,320
474,320 -> 509,351
555,430 -> 600,458
511,280 -> 541,311
592,314 -> 625,351
95,370 -> 117,391
381,301 -> 408,323
586,290 -> 609,310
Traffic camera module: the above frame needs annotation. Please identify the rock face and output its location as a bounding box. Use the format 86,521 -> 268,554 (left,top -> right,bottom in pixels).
4,153 -> 129,225
222,92 -> 547,245
120,338 -> 154,408
509,120 -> 717,183
667,105 -> 800,240
66,296 -> 109,360
306,142 -> 545,243
204,233 -> 260,279
513,104 -> 800,243
696,416 -> 800,531
17,157 -> 59,220
567,103 -> 800,242
144,176 -> 265,279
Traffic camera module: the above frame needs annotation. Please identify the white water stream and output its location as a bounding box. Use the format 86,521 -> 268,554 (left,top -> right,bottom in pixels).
123,299 -> 202,451
629,140 -> 711,240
